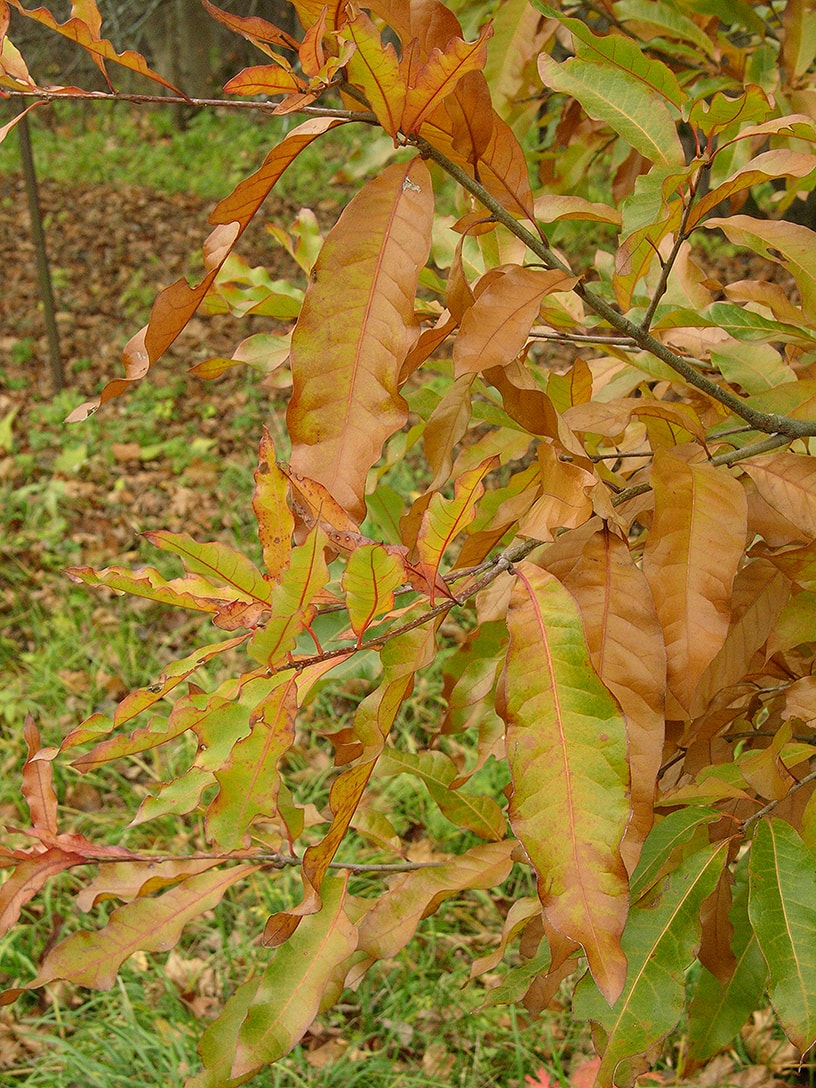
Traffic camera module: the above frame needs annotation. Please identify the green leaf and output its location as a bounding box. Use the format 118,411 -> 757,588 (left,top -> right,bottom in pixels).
416,455 -> 499,589
574,839 -> 729,1088
248,526 -> 331,667
206,676 -> 298,850
377,747 -> 506,840
710,341 -> 796,394
144,531 -> 272,604
614,0 -> 717,58
532,0 -> 685,108
499,563 -> 630,1004
537,53 -> 685,166
705,216 -> 816,324
686,867 -> 769,1065
187,977 -> 263,1088
230,874 -> 357,1076
748,818 -> 816,1051
342,543 -> 406,640
32,866 -> 256,991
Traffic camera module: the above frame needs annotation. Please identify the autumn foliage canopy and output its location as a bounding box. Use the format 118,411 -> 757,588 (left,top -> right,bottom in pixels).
3,0 -> 816,1084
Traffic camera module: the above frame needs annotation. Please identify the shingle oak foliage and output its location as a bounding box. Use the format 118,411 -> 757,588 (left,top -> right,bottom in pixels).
3,1 -> 816,1084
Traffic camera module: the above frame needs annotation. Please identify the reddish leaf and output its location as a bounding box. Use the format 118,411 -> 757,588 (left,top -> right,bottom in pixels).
277,463 -> 364,541
66,117 -> 344,421
0,849 -> 85,939
287,158 -> 433,521
423,104 -> 535,220
0,102 -> 43,147
499,563 -> 630,1004
21,716 -> 57,835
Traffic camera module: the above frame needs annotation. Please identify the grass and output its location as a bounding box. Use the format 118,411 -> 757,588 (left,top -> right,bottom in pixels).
0,98 -> 384,202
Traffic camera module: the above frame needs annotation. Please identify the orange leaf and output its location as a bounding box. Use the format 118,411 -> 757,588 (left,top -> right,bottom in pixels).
202,0 -> 299,54
517,444 -> 596,541
742,451 -> 816,540
643,452 -> 748,716
287,158 -> 433,521
357,841 -> 514,960
454,267 -> 575,376
401,23 -> 493,135
422,104 -> 535,220
499,563 -> 630,1004
223,64 -> 304,96
8,0 -> 183,94
253,429 -> 294,582
298,6 -> 326,77
65,564 -> 228,613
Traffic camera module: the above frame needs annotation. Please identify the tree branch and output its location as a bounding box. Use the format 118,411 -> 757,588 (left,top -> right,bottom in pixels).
409,133 -> 816,439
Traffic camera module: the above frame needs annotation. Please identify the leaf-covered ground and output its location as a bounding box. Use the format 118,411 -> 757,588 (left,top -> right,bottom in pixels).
1,175 -> 303,675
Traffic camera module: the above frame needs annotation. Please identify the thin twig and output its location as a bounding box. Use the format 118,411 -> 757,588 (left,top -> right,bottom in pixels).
742,768 -> 816,833
639,178 -> 701,332
68,850 -> 445,872
3,87 -> 378,124
610,432 -> 794,507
